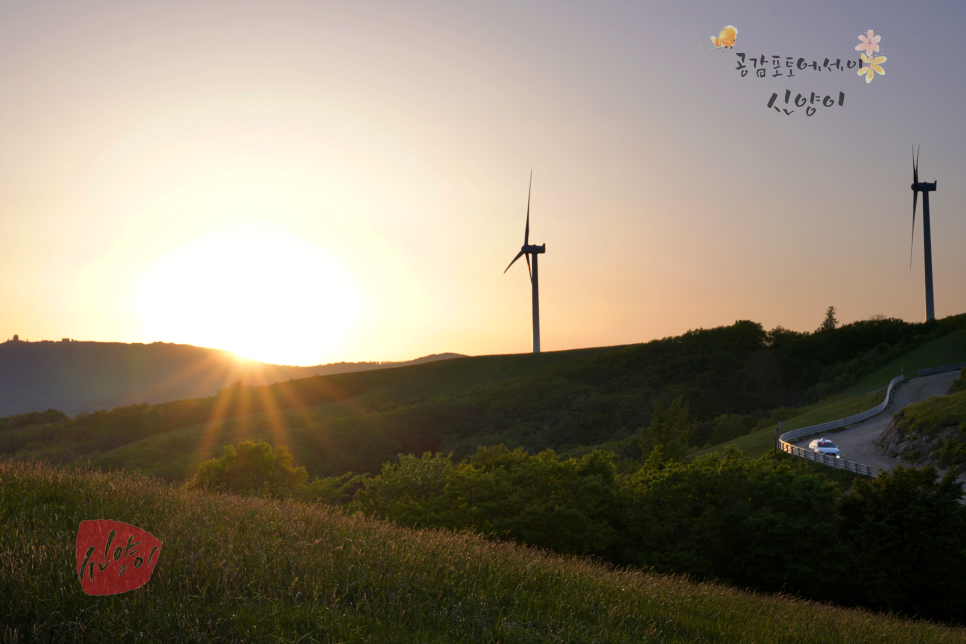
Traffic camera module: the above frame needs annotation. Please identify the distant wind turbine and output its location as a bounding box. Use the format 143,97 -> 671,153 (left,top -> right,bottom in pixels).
909,146 -> 938,321
504,171 -> 546,353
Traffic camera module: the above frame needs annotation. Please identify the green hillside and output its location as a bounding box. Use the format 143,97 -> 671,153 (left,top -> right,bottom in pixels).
6,315 -> 966,634
3,457 -> 963,643
6,314 -> 966,483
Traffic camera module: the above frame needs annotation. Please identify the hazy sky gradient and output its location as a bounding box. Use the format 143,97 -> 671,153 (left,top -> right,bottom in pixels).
2,1 -> 964,365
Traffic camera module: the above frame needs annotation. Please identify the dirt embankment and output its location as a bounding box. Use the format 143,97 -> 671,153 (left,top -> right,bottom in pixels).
877,412 -> 965,476
876,371 -> 966,479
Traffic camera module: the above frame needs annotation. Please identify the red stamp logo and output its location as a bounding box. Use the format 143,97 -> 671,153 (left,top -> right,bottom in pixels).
76,520 -> 161,596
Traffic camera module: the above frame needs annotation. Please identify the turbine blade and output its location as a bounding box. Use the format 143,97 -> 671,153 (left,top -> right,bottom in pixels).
913,145 -> 919,184
910,191 -> 917,270
504,249 -> 525,274
524,170 -> 532,246
526,252 -> 532,281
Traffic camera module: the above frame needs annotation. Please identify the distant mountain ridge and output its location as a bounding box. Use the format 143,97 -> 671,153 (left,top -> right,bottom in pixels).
0,338 -> 464,417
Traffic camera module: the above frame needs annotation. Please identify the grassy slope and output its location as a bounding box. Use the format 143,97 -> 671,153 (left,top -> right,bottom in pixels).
695,331 -> 966,460
3,457 -> 962,643
895,389 -> 966,469
901,389 -> 966,436
44,399 -> 376,482
4,348 -> 600,439
833,329 -> 966,397
11,340 -> 688,480
77,360 -> 565,480
13,344 -> 622,479
692,391 -> 883,460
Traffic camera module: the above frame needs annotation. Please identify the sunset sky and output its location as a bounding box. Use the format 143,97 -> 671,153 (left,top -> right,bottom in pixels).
2,0 -> 964,366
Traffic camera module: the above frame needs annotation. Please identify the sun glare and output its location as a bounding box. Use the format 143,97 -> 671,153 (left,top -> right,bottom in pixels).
132,226 -> 365,365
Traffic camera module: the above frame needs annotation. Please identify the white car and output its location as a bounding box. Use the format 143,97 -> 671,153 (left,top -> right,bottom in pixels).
808,438 -> 840,458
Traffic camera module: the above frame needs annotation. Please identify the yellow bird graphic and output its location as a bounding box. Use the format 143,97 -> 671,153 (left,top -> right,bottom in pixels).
711,25 -> 737,48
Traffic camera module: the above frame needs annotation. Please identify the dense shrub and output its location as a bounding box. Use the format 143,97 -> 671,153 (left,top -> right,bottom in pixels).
836,466 -> 966,622
353,446 -> 619,556
617,447 -> 843,598
186,440 -> 308,497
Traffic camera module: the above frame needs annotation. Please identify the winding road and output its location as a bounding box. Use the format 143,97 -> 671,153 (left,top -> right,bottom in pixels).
792,371 -> 959,476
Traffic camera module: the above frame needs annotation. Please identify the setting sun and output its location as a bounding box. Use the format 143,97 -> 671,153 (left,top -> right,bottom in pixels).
132,225 -> 365,365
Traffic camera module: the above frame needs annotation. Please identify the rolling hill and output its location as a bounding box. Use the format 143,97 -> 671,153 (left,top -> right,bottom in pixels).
0,336 -> 462,416
6,313 -> 966,483
7,315 -> 966,632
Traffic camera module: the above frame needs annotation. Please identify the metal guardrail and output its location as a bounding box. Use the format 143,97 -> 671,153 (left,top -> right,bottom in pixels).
777,374 -> 905,477
780,442 -> 874,476
918,362 -> 966,377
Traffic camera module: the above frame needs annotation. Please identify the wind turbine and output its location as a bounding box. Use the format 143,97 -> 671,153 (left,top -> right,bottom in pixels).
504,171 -> 546,353
909,146 -> 938,321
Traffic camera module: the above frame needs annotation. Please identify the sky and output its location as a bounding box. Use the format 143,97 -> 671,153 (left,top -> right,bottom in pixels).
1,0 -> 964,366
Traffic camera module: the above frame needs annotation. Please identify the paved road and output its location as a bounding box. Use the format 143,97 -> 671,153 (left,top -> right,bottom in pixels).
792,371 -> 959,476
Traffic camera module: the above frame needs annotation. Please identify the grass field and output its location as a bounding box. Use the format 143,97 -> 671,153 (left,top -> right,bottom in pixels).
3,457 -> 964,643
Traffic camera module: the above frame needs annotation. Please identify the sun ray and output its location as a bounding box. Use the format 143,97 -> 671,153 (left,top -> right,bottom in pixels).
151,350 -> 244,402
254,381 -> 293,451
192,417 -> 229,476
191,381 -> 249,469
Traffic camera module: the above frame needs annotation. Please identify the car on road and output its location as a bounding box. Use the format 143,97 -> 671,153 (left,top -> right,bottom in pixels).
808,438 -> 840,458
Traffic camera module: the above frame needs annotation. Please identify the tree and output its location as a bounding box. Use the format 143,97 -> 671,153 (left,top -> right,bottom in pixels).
618,447 -> 844,598
350,452 -> 454,523
300,471 -> 369,505
710,414 -> 753,444
446,446 -> 619,555
639,396 -> 694,465
351,446 -> 620,556
186,440 -> 308,497
835,465 -> 966,622
740,350 -> 783,406
816,306 -> 839,332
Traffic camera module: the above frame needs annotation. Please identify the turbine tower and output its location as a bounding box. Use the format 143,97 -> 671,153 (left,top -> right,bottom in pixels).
504,172 -> 546,353
909,146 -> 938,321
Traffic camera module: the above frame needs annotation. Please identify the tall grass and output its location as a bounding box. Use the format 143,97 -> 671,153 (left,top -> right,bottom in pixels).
2,457 -> 962,643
